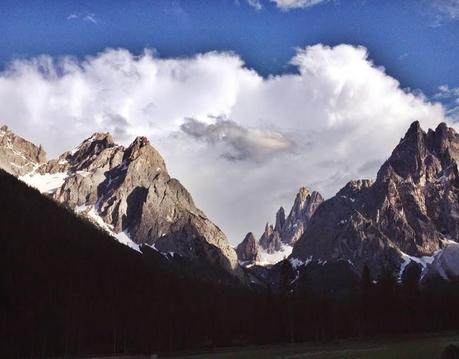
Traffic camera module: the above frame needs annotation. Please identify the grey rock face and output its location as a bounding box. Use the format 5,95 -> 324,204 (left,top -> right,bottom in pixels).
292,121 -> 459,277
257,187 -> 323,252
0,125 -> 46,176
274,207 -> 285,233
0,127 -> 242,278
424,242 -> 459,281
259,223 -> 283,254
280,187 -> 324,245
237,186 -> 323,264
236,232 -> 260,263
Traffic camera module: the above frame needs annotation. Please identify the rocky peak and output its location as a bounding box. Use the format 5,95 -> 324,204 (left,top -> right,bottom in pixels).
236,232 -> 260,264
292,121 -> 459,278
123,136 -> 167,173
280,188 -> 324,245
239,186 -> 323,265
0,126 -> 243,281
337,179 -> 373,199
0,124 -> 46,176
259,223 -> 282,253
427,122 -> 459,165
71,132 -> 115,160
275,207 -> 286,232
381,121 -> 428,181
377,121 -> 458,185
295,186 -> 310,206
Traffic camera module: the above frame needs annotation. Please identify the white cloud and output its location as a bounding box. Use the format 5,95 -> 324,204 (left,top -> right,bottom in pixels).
83,13 -> 98,24
0,45 -> 450,244
270,0 -> 327,10
66,13 -> 98,24
247,0 -> 263,10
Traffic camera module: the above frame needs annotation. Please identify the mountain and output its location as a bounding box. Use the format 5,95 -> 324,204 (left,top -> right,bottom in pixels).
291,121 -> 459,280
235,232 -> 260,264
0,125 -> 46,175
0,168 -> 271,357
0,125 -> 242,279
237,187 -> 324,265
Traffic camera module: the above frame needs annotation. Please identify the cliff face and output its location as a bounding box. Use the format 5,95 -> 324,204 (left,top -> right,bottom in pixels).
237,187 -> 324,265
236,232 -> 260,264
1,127 -> 242,278
292,121 -> 459,277
0,125 -> 46,176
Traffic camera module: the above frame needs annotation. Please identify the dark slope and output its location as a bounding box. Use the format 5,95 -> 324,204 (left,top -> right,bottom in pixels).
0,170 -> 266,358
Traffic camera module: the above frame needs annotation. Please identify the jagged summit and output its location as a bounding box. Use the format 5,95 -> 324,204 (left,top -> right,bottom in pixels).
0,124 -> 46,176
0,126 -> 242,279
236,232 -> 259,264
236,186 -> 324,265
292,121 -> 459,278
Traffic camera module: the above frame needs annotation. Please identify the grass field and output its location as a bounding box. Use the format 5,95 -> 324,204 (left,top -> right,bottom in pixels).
168,333 -> 459,359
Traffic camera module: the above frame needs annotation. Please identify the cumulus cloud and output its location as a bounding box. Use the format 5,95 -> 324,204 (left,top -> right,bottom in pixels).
0,44 -> 450,244
270,0 -> 327,10
180,117 -> 295,161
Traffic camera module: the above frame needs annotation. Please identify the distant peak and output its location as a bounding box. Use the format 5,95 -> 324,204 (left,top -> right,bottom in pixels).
85,132 -> 114,144
294,186 -> 311,204
338,179 -> 373,198
243,232 -> 256,242
435,122 -> 448,133
298,186 -> 310,195
131,136 -> 150,148
125,135 -> 167,172
404,120 -> 425,140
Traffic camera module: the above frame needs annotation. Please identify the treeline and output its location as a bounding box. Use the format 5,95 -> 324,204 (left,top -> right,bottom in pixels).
277,260 -> 459,343
1,169 -> 459,358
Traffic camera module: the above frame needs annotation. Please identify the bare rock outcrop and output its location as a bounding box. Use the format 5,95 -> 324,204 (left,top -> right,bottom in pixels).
292,121 -> 459,277
237,187 -> 324,264
236,232 -> 260,264
0,125 -> 46,176
0,127 -> 242,279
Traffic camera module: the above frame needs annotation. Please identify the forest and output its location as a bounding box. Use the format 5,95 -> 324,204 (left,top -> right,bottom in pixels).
1,169 -> 459,358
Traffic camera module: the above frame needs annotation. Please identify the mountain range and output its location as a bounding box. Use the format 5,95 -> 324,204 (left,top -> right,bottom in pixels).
1,121 -> 459,286
2,119 -> 459,357
1,125 -> 245,280
290,121 -> 459,282
236,187 -> 323,265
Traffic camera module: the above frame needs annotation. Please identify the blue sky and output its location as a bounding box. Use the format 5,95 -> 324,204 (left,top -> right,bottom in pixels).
0,0 -> 458,96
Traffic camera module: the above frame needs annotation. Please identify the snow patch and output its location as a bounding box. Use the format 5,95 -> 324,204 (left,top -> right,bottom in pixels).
289,257 -> 304,270
256,244 -> 293,266
86,206 -> 141,253
399,251 -> 437,281
115,231 -> 140,252
19,171 -> 68,194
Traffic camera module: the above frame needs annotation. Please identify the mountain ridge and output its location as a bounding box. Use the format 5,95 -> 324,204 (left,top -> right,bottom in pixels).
291,121 -> 459,280
0,125 -> 243,280
237,186 -> 324,265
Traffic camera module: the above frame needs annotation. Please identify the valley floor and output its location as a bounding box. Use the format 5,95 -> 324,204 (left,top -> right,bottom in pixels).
166,333 -> 459,359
